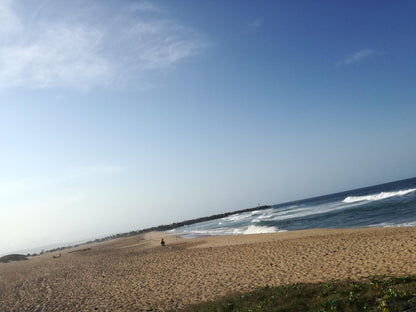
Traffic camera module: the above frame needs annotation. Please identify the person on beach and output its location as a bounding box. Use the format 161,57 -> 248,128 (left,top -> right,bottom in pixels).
160,238 -> 165,247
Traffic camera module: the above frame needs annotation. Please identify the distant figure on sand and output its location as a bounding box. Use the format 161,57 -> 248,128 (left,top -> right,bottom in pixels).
160,238 -> 165,247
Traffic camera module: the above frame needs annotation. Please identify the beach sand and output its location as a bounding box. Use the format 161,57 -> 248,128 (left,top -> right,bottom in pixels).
1,227 -> 416,311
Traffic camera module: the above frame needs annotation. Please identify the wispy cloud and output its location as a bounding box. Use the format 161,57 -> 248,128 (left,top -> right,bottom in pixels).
0,23 -> 110,89
120,20 -> 203,70
0,1 -> 206,90
247,18 -> 263,32
342,49 -> 379,65
0,0 -> 21,36
125,1 -> 162,14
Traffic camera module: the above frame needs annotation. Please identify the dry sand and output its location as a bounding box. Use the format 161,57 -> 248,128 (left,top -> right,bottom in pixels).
1,227 -> 416,311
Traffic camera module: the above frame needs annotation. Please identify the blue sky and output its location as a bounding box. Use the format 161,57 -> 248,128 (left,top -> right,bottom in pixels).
1,0 -> 415,254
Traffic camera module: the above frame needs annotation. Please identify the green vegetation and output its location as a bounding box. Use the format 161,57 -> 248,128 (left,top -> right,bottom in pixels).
68,248 -> 91,254
180,276 -> 416,312
0,254 -> 28,263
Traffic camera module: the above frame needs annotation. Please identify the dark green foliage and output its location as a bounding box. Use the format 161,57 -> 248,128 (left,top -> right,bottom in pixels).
0,254 -> 28,263
67,248 -> 91,254
179,276 -> 416,312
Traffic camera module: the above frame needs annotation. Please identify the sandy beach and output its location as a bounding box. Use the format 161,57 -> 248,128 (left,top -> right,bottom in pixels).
1,227 -> 416,311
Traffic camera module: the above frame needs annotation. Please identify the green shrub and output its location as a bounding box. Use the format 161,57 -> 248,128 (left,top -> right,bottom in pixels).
179,276 -> 416,312
0,254 -> 28,263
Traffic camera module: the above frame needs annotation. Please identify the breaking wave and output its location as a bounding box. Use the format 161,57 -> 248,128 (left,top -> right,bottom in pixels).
241,225 -> 282,235
169,178 -> 416,239
369,221 -> 416,228
171,225 -> 282,238
343,188 -> 416,203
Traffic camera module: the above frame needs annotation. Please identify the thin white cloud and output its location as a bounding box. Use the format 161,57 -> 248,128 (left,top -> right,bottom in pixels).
0,24 -> 110,89
247,18 -> 263,32
0,0 -> 21,36
0,1 -> 205,90
121,20 -> 203,70
126,1 -> 162,14
342,49 -> 379,65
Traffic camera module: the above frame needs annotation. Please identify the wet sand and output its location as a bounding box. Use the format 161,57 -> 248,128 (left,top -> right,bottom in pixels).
1,227 -> 416,311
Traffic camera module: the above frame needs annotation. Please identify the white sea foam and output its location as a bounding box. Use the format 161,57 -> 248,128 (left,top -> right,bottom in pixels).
369,221 -> 416,228
176,228 -> 236,237
221,213 -> 251,222
172,224 -> 282,238
242,225 -> 282,234
265,201 -> 364,222
251,211 -> 275,223
169,182 -> 416,239
343,188 -> 416,203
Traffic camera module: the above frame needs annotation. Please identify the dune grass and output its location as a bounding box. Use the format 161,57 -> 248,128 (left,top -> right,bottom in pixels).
180,276 -> 416,312
0,254 -> 28,263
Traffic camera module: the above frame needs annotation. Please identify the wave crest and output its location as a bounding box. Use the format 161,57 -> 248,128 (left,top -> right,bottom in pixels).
343,188 -> 416,203
242,225 -> 282,235
369,221 -> 416,228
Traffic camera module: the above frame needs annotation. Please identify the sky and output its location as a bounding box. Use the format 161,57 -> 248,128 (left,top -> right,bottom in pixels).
1,0 -> 416,255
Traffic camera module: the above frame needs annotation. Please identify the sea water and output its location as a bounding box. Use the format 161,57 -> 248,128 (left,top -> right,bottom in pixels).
170,177 -> 416,238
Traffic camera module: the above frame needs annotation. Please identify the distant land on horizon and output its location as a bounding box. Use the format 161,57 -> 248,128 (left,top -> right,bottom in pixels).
7,176 -> 415,258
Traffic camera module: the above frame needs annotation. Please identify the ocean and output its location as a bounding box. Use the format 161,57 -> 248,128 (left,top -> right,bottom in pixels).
169,177 -> 416,238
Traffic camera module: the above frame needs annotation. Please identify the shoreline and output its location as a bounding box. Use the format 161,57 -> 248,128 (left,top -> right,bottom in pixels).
1,226 -> 416,311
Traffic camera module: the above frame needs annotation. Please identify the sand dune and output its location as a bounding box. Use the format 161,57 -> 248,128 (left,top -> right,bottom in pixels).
1,227 -> 416,311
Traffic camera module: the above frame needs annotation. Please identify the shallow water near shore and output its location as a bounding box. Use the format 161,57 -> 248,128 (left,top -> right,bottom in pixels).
171,177 -> 416,238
